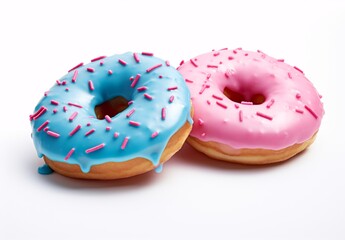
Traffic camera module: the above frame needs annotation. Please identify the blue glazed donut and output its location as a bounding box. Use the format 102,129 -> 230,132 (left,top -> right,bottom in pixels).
30,52 -> 193,179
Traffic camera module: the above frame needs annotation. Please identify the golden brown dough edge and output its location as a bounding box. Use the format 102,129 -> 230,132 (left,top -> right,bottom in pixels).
187,132 -> 318,165
44,119 -> 192,180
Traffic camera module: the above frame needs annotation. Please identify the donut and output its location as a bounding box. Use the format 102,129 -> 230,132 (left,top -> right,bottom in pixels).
178,48 -> 324,164
30,52 -> 193,179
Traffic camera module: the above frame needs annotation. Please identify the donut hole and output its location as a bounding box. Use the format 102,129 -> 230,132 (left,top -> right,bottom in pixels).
223,87 -> 266,105
94,96 -> 129,119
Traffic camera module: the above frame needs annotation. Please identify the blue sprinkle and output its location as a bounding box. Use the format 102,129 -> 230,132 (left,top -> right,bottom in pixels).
38,164 -> 54,175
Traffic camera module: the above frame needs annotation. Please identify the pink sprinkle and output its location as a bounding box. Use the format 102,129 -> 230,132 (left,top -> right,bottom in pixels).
87,67 -> 95,73
133,53 -> 140,63
207,65 -> 218,68
69,125 -> 81,136
100,61 -> 104,66
108,70 -> 113,75
130,76 -> 134,81
68,102 -> 83,108
151,131 -> 159,138
161,107 -> 166,120
244,53 -> 249,56
121,137 -> 129,150
44,91 -> 49,96
199,84 -> 210,94
239,110 -> 243,122
51,100 -> 59,105
126,109 -> 135,118
266,99 -> 275,108
118,59 -> 127,66
304,105 -> 318,119
146,64 -> 162,73
233,50 -> 237,54
277,59 -> 285,62
179,60 -> 184,65
53,109 -> 57,114
256,112 -> 273,120
144,93 -> 153,100
61,80 -> 67,85
65,88 -> 69,92
85,143 -> 105,153
72,70 -> 78,83
129,120 -> 140,127
212,94 -> 223,100
142,52 -> 154,56
198,118 -> 204,126
37,120 -> 49,132
131,74 -> 141,88
114,132 -> 119,138
64,148 -> 75,160
167,86 -> 178,91
68,62 -> 83,72
185,79 -> 194,83
294,66 -> 304,74
207,100 -> 211,105
236,47 -> 242,50
105,115 -> 112,123
228,56 -> 234,60
234,104 -> 239,109
159,75 -> 163,79
213,52 -> 220,56
165,60 -> 170,66
91,56 -> 106,62
169,95 -> 174,103
220,48 -> 228,51
295,109 -> 304,114
69,112 -> 78,122
296,93 -> 301,99
288,72 -> 292,79
47,130 -> 60,138
32,107 -> 47,120
241,101 -> 253,105
216,101 -> 227,109
56,80 -> 61,85
137,86 -> 147,92
87,123 -> 91,126
88,80 -> 94,91
63,106 -> 68,112
190,59 -> 198,67
85,129 -> 95,136
128,100 -> 134,105
44,127 -> 49,132
206,73 -> 211,80
106,126 -> 111,131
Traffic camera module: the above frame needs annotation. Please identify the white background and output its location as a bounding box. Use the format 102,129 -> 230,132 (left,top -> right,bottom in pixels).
1,0 -> 344,239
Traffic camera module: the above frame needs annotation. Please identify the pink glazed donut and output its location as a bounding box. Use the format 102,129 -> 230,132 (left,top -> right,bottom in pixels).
178,48 -> 324,164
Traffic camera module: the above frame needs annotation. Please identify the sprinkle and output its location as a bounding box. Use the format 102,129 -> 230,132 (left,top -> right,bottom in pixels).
239,110 -> 243,122
106,126 -> 111,131
198,118 -> 204,126
304,105 -> 318,119
228,56 -> 234,60
144,93 -> 153,100
53,109 -> 57,114
44,91 -> 49,96
133,53 -> 140,63
234,104 -> 239,108
128,100 -> 134,105
179,60 -> 184,65
244,53 -> 249,56
87,67 -> 95,73
65,88 -> 69,92
85,129 -> 95,136
212,94 -> 223,100
108,70 -> 113,75
294,66 -> 304,74
216,101 -> 227,109
114,132 -> 119,138
151,131 -> 159,138
233,50 -> 237,54
69,112 -> 78,122
288,72 -> 292,79
236,47 -> 242,50
61,80 -> 67,85
44,127 -> 49,132
295,109 -> 304,114
277,59 -> 285,62
207,65 -> 218,68
32,107 -> 47,120
213,52 -> 220,56
185,79 -> 194,83
146,64 -> 162,73
296,93 -> 301,99
126,109 -> 135,118
68,62 -> 83,72
256,112 -> 273,120
129,120 -> 140,127
100,61 -> 104,66
56,80 -> 61,85
118,59 -> 127,66
206,73 -> 211,79
142,52 -> 154,56
72,70 -> 78,82
161,107 -> 166,120
121,137 -> 129,150
159,75 -> 163,79
169,95 -> 174,103
131,74 -> 141,88
69,125 -> 81,136
207,100 -> 211,105
63,106 -> 68,112
47,130 -> 60,138
85,143 -> 105,153
165,60 -> 170,66
88,80 -> 94,91
105,115 -> 112,123
137,86 -> 147,92
68,102 -> 83,108
130,76 -> 134,81
220,48 -> 228,51
37,120 -> 49,132
91,56 -> 106,62
86,123 -> 91,126
167,86 -> 178,91
51,100 -> 59,105
241,101 -> 253,105
64,148 -> 75,160
199,84 -> 210,94
190,59 -> 198,67
266,99 -> 275,108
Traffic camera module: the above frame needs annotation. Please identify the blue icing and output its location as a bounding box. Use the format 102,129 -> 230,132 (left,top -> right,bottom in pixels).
38,164 -> 54,175
30,52 -> 192,173
154,164 -> 163,173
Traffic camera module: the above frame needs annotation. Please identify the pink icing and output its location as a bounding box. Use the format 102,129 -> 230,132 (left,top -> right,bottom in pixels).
178,49 -> 324,150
